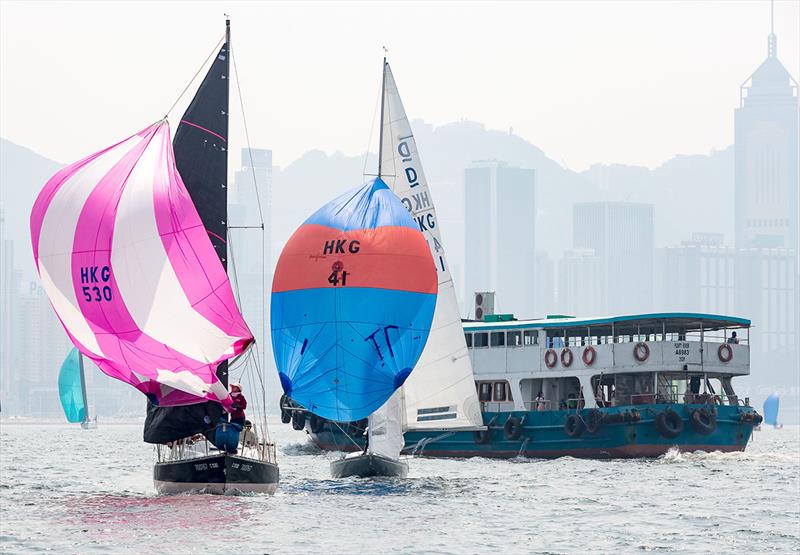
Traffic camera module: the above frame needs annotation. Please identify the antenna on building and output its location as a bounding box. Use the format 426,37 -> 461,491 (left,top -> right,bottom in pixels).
768,0 -> 777,58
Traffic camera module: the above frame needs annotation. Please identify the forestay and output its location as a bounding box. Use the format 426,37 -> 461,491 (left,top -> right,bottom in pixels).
30,121 -> 253,408
379,62 -> 483,430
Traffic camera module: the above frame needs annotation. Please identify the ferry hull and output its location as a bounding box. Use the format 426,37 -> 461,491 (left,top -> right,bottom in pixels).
154,454 -> 279,495
306,404 -> 758,459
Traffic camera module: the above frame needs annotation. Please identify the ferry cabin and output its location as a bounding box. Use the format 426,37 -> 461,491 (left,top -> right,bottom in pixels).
464,313 -> 751,415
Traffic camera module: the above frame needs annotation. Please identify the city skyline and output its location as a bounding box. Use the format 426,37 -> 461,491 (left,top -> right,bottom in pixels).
0,2 -> 798,172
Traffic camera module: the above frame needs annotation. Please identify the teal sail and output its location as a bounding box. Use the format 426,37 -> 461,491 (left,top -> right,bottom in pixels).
763,393 -> 780,427
58,348 -> 87,423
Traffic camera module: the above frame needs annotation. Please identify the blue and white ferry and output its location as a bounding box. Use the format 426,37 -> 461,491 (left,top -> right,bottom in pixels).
282,311 -> 763,459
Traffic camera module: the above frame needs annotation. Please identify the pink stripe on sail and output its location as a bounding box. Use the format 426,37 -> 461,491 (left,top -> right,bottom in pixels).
30,126 -> 152,262
153,129 -> 253,342
207,230 -> 226,244
179,119 -> 226,142
67,122 -> 234,407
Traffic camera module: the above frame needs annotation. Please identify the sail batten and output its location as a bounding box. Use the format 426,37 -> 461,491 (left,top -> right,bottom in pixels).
379,62 -> 483,431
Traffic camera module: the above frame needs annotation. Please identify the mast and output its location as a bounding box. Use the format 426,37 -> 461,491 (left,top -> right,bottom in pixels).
377,55 -> 387,179
77,352 -> 89,423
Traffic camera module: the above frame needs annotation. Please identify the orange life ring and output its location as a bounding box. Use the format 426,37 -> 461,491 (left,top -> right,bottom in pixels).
582,346 -> 596,366
544,349 -> 558,368
633,342 -> 650,362
718,344 -> 733,363
561,348 -> 574,367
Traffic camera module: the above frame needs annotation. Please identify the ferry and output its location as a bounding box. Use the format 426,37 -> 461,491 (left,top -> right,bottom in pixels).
282,309 -> 763,459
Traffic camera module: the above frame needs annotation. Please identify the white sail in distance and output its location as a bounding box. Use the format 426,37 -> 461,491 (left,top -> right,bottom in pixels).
379,61 -> 483,431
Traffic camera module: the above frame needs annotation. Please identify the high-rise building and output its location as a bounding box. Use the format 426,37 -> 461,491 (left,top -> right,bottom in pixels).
571,202 -> 654,314
734,16 -> 799,249
464,161 -> 536,317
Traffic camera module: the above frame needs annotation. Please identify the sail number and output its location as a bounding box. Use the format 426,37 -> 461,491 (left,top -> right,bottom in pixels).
328,270 -> 348,287
80,265 -> 112,302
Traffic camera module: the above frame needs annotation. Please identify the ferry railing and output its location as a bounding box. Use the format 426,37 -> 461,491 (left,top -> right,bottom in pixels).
524,400 -> 553,411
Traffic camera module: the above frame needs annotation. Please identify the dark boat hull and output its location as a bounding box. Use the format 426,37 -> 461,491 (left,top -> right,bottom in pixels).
306,404 -> 760,459
154,454 -> 279,494
330,453 -> 408,478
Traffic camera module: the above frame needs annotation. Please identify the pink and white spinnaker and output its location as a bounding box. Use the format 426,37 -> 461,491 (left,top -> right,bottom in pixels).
30,120 -> 252,408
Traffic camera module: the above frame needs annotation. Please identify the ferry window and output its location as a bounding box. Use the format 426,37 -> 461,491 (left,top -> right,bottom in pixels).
474,332 -> 488,347
478,382 -> 492,402
507,331 -> 521,347
523,330 -> 538,345
490,332 -> 505,347
464,333 -> 473,348
493,382 -> 507,402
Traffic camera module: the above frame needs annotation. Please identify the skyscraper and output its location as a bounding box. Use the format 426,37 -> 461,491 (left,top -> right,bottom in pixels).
464,162 -> 536,317
571,202 -> 654,314
734,12 -> 799,249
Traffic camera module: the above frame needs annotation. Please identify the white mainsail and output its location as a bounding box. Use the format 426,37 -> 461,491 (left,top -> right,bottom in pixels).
379,62 -> 483,431
367,390 -> 405,460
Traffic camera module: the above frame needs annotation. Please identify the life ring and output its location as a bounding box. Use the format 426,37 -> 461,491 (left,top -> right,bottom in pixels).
582,346 -> 596,366
718,344 -> 733,363
504,417 -> 523,440
544,349 -> 558,368
280,394 -> 292,424
585,409 -> 604,434
473,429 -> 492,444
564,414 -> 584,438
309,413 -> 325,434
561,348 -> 574,367
655,409 -> 683,438
690,408 -> 717,435
291,410 -> 306,431
633,342 -> 650,362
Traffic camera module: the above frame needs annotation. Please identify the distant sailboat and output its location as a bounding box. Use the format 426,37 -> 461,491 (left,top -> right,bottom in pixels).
31,18 -> 278,494
271,177 -> 438,478
763,393 -> 781,428
58,347 -> 96,429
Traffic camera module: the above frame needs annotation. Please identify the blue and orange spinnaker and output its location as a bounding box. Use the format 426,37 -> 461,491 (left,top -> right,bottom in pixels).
271,178 -> 437,422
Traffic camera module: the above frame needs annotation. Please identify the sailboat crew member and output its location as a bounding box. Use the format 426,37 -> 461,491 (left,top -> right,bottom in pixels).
229,383 -> 247,429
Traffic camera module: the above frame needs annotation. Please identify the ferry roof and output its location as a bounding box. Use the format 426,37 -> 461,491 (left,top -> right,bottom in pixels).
463,312 -> 750,334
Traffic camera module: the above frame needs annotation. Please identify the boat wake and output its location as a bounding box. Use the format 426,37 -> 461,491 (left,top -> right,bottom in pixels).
656,446 -> 800,464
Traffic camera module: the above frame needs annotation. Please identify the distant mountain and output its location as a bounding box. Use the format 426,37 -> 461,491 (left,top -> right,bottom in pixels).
0,139 -> 62,282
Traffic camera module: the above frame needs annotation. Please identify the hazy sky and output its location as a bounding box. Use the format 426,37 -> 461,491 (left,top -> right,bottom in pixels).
1,1 -> 798,171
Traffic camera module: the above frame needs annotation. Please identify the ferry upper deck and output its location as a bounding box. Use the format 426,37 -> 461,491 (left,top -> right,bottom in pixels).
462,312 -> 751,412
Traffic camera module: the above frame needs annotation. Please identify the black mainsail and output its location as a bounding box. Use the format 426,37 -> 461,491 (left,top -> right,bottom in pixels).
143,22 -> 231,444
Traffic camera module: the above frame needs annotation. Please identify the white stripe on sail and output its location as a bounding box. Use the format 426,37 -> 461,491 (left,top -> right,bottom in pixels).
37,134 -> 145,357
380,63 -> 483,430
111,129 -> 241,363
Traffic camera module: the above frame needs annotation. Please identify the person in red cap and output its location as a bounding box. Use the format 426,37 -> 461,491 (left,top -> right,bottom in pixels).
229,382 -> 247,429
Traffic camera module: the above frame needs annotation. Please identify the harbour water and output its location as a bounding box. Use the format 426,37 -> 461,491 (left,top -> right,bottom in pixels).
1,420 -> 798,554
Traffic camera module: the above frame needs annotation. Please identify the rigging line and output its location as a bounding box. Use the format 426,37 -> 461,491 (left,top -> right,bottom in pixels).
164,35 -> 225,118
230,43 -> 265,225
226,227 -> 244,308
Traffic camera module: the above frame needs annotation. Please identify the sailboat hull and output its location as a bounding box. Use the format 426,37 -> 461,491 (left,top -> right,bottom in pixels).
330,453 -> 408,478
154,454 -> 279,495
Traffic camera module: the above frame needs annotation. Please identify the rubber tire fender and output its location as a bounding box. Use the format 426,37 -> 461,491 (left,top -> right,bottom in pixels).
291,410 -> 306,431
473,429 -> 492,444
309,413 -> 325,434
655,409 -> 683,439
585,409 -> 604,434
504,417 -> 523,440
564,414 -> 585,438
690,409 -> 717,435
280,394 -> 292,424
